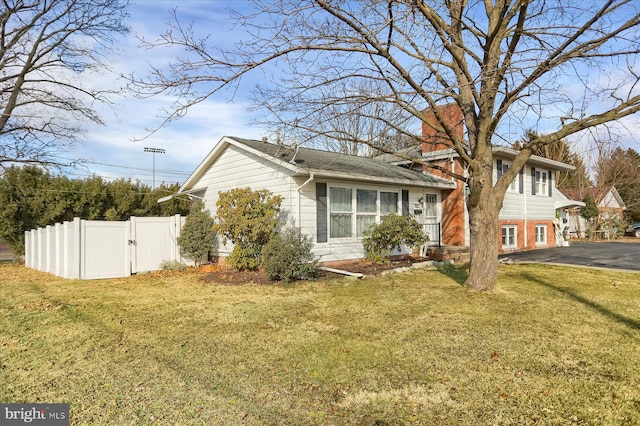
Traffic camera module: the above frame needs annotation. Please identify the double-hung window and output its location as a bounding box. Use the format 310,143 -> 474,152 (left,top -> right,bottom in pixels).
380,191 -> 399,216
535,224 -> 547,245
356,189 -> 377,237
497,159 -> 518,191
501,225 -> 517,248
535,170 -> 548,195
330,187 -> 352,238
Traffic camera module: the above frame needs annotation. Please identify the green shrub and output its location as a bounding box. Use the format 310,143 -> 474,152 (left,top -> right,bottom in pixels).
362,214 -> 426,263
213,187 -> 284,271
177,208 -> 216,266
262,227 -> 318,283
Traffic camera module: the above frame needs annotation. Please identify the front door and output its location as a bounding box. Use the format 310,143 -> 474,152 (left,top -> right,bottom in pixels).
422,193 -> 440,245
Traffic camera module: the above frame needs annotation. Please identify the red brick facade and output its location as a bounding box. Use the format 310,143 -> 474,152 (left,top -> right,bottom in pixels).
422,104 -> 466,246
497,219 -> 556,253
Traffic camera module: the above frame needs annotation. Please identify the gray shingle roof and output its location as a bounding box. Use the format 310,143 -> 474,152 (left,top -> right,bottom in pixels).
230,137 -> 453,187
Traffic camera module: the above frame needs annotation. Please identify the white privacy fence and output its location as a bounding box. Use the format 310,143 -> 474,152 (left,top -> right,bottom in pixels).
25,215 -> 191,280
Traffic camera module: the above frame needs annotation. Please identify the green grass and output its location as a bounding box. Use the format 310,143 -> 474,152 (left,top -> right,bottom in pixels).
1,264 -> 639,425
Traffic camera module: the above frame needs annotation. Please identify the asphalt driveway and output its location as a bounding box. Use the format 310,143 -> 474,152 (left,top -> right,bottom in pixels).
499,241 -> 640,271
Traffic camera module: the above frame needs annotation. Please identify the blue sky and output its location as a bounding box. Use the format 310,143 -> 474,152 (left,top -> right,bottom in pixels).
66,1 -> 640,187
68,1 -> 265,187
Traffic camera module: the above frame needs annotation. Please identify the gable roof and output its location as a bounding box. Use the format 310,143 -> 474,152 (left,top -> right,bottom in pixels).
560,186 -> 627,209
177,136 -> 456,194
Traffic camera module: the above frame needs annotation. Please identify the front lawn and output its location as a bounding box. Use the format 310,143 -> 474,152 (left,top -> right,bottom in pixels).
1,264 -> 639,425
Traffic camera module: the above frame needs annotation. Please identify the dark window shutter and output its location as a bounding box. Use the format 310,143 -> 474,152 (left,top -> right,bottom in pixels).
548,171 -> 553,197
316,182 -> 327,243
531,167 -> 536,195
402,190 -> 409,215
496,159 -> 503,179
519,167 -> 524,194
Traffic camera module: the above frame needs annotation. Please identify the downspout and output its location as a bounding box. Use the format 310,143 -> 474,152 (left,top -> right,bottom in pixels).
296,174 -> 315,229
524,178 -> 528,249
297,174 -> 315,192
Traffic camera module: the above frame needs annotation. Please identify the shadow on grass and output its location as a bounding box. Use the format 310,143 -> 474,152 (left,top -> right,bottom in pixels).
523,272 -> 640,331
436,262 -> 469,286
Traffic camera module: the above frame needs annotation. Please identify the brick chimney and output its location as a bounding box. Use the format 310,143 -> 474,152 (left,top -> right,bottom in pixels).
422,103 -> 467,247
422,103 -> 464,154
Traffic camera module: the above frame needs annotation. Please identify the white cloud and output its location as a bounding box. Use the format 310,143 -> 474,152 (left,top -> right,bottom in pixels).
64,1 -> 267,185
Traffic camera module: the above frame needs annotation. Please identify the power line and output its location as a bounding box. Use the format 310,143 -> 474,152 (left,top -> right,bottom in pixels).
55,156 -> 192,176
84,160 -> 191,176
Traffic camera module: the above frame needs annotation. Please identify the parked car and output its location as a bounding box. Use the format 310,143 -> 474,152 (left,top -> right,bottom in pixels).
628,221 -> 640,238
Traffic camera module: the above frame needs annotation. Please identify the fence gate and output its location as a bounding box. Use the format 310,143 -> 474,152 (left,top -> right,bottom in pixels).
81,220 -> 131,280
129,216 -> 183,274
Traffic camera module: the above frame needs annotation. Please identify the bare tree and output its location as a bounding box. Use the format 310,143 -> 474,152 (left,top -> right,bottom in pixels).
0,0 -> 129,168
131,1 -> 640,291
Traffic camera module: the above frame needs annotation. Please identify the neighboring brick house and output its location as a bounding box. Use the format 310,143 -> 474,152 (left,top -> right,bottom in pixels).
559,186 -> 627,238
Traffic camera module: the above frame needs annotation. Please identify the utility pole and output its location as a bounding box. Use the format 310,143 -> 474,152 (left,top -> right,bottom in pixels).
143,147 -> 166,189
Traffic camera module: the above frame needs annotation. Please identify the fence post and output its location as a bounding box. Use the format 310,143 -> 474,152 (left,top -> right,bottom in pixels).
23,230 -> 28,267
55,222 -> 63,277
79,218 -> 86,280
173,214 -> 182,262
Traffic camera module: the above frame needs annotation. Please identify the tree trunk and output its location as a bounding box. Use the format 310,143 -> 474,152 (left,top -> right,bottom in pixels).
466,191 -> 501,291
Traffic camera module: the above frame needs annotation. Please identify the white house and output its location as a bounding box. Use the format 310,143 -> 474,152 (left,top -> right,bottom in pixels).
559,186 -> 627,238
163,130 -> 576,263
161,136 -> 456,262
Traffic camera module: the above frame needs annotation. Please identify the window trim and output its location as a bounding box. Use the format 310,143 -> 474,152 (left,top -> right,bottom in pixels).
327,184 -> 402,240
535,224 -> 547,245
497,159 -> 519,192
535,169 -> 549,196
501,225 -> 517,249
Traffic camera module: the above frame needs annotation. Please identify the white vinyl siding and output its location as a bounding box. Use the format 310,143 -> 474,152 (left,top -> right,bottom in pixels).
198,145 -> 293,213
500,164 -> 556,222
196,145 -> 296,256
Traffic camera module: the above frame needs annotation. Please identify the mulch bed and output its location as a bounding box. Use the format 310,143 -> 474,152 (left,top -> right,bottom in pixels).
200,256 -> 427,285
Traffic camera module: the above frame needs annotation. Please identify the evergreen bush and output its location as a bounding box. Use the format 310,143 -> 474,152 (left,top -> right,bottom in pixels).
213,187 -> 283,271
362,214 -> 426,263
176,207 -> 216,266
262,227 -> 318,283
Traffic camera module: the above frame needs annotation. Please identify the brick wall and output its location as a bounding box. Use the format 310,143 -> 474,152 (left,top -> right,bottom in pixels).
422,104 -> 466,246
